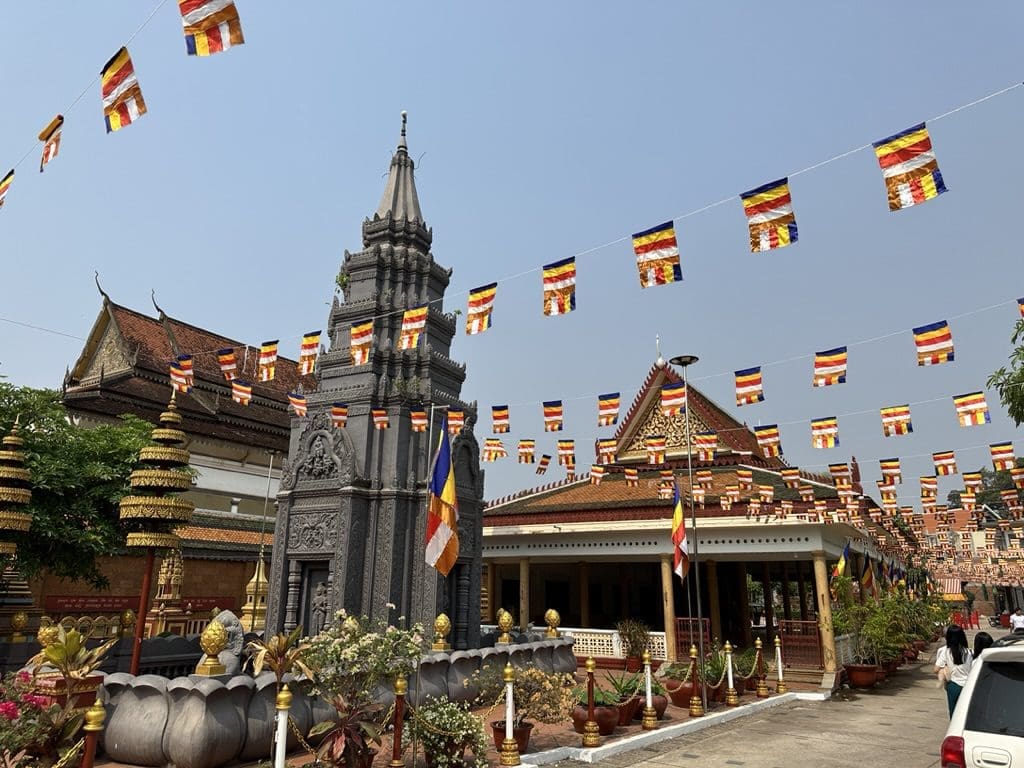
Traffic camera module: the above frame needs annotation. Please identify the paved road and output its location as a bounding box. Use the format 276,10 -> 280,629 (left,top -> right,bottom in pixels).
570,657 -> 949,768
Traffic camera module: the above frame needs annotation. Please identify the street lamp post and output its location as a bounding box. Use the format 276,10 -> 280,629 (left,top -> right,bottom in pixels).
668,354 -> 706,711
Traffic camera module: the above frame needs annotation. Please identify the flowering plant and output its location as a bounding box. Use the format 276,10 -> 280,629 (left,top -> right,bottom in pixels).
405,697 -> 486,768
0,671 -> 82,768
304,608 -> 426,703
471,665 -> 576,727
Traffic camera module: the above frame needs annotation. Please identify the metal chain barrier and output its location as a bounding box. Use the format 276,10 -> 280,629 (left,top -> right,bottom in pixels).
407,690 -> 506,738
53,737 -> 86,768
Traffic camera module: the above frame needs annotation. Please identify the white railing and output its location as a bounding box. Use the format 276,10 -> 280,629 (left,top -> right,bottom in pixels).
835,633 -> 857,666
483,625 -> 669,660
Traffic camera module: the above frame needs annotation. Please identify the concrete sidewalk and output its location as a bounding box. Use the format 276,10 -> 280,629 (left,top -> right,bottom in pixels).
547,657 -> 949,768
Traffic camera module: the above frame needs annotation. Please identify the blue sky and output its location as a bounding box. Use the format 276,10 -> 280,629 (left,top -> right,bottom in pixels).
1,2 -> 1022,504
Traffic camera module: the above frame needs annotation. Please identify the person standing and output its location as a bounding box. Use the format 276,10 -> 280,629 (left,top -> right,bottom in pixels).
1011,608 -> 1024,634
935,625 -> 972,716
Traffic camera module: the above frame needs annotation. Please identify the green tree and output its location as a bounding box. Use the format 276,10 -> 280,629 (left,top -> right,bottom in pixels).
0,383 -> 152,589
988,318 -> 1024,425
946,460 -> 1022,510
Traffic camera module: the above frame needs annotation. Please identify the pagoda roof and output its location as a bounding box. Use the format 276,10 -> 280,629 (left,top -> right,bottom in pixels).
63,294 -> 304,451
375,111 -> 424,225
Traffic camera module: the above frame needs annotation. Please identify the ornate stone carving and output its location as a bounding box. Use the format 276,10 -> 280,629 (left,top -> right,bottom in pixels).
281,411 -> 358,490
286,512 -> 339,551
623,404 -> 712,457
81,325 -> 134,383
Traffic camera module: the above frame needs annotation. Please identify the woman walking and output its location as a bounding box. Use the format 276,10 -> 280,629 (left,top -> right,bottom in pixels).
935,625 -> 972,716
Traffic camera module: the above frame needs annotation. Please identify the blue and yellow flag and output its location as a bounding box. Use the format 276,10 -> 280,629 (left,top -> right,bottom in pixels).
832,541 -> 850,580
425,418 -> 459,576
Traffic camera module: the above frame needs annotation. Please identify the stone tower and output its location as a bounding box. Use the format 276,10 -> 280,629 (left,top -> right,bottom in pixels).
266,115 -> 485,649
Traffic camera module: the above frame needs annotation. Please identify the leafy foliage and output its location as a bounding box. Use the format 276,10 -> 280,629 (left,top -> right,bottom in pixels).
308,692 -> 382,768
614,618 -> 651,657
27,627 -> 117,682
246,625 -> 313,689
0,384 -> 152,588
405,697 -> 486,768
989,318 -> 1024,425
471,665 -> 576,726
946,460 -> 1024,510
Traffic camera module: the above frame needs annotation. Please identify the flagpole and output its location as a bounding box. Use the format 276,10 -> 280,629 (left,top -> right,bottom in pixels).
670,354 -> 705,712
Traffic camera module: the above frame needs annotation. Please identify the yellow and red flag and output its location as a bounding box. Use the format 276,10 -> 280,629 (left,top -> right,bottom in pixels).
466,283 -> 496,335
100,47 -> 146,133
740,177 -> 798,252
632,221 -> 683,288
179,0 -> 244,56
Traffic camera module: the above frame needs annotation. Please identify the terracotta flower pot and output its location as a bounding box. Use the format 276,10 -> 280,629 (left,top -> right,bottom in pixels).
571,705 -> 618,736
490,721 -> 533,754
843,663 -> 878,690
652,693 -> 669,719
615,696 -> 640,726
882,659 -> 901,674
875,666 -> 887,683
913,639 -> 927,652
665,679 -> 696,708
624,656 -> 642,672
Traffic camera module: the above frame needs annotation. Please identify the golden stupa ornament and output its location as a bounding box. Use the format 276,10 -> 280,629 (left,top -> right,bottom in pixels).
432,613 -> 452,651
195,619 -> 228,676
496,608 -> 514,644
0,420 -> 33,557
544,608 -> 561,638
119,397 -> 195,549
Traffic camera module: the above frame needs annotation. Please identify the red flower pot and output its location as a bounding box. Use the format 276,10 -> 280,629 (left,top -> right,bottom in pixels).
571,705 -> 618,736
32,674 -> 102,708
843,664 -> 878,690
624,656 -> 642,673
490,721 -> 533,754
615,696 -> 640,726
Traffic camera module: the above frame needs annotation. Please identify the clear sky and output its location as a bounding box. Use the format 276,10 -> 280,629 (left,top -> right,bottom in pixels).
1,2 -> 1022,505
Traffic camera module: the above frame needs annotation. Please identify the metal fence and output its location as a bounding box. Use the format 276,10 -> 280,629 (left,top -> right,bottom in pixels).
778,619 -> 823,670
674,618 -> 711,658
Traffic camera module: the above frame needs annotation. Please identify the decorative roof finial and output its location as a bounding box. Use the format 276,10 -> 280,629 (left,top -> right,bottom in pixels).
151,289 -> 166,318
398,110 -> 408,152
94,271 -> 110,302
655,335 -> 665,369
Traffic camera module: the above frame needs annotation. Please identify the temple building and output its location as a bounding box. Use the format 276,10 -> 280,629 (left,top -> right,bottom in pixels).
482,359 -> 916,678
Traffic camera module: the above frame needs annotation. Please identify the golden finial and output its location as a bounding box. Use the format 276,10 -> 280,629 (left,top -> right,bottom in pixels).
496,609 -> 514,643
11,612 -> 27,632
724,641 -> 733,654
195,619 -> 228,676
503,662 -> 515,683
642,649 -> 651,665
543,608 -> 561,638
755,637 -> 762,650
83,701 -> 107,733
276,684 -> 293,711
432,613 -> 451,651
774,635 -> 781,648
689,644 -> 698,660
585,657 -> 596,673
394,674 -> 408,696
120,609 -> 136,630
37,624 -> 59,648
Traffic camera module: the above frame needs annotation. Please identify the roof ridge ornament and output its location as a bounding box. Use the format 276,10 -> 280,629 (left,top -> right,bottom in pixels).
655,335 -> 665,369
399,110 -> 408,152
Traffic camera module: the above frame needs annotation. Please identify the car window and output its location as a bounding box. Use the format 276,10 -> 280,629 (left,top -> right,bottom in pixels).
965,661 -> 1024,738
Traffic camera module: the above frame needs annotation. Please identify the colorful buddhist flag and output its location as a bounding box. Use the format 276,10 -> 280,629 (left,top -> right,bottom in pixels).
920,476 -> 938,498
287,393 -> 308,417
543,401 -> 563,432
518,439 -> 535,464
536,454 -> 552,475
298,331 -> 321,375
696,470 -> 713,489
1019,298 -> 1024,319
1012,468 -> 1024,490
179,0 -> 244,56
754,425 -> 782,457
736,469 -> 753,491
597,393 -> 620,426
169,361 -> 191,393
410,408 -> 428,432
799,485 -> 815,502
781,468 -> 800,489
0,170 -> 12,209
759,484 -> 774,503
880,404 -> 913,437
880,458 -> 902,485
1001,489 -> 1020,507
231,379 -> 252,405
672,482 -> 690,580
933,450 -> 957,476
991,442 -> 1016,471
913,320 -> 954,366
829,463 -> 852,487
624,467 -> 639,486
963,472 -> 983,491
953,391 -> 990,426
398,306 -> 428,350
646,436 -> 666,464
740,177 -> 798,252
448,410 -> 464,436
38,115 -> 63,172
597,438 -> 617,465
632,221 -> 683,289
100,48 -> 146,133
695,432 -> 717,462
660,382 -> 687,417
490,405 -> 510,434
542,257 -> 576,316
258,340 -> 278,382
482,438 -> 507,462
813,347 -> 848,387
176,354 -> 195,389
372,408 -> 389,430
466,283 -> 497,334
961,489 -> 977,513
735,367 -> 764,406
557,440 -> 575,466
811,417 -> 839,449
872,123 -> 946,211
590,465 -> 606,485
331,403 -> 348,428
425,419 -> 459,576
726,485 -> 741,503
351,320 -> 373,366
217,348 -> 237,380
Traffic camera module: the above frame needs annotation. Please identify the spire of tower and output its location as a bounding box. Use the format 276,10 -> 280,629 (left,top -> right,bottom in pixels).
375,110 -> 424,224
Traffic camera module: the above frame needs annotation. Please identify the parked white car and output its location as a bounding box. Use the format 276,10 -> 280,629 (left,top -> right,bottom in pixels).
941,635 -> 1024,767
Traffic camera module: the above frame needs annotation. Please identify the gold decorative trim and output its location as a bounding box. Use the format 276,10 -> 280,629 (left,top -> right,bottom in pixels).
119,496 -> 194,522
0,511 -> 32,532
129,469 -> 192,491
0,450 -> 26,463
139,446 -> 191,464
0,542 -> 15,557
0,467 -> 30,482
0,489 -> 31,505
126,532 -> 181,549
159,409 -> 183,426
151,428 -> 186,445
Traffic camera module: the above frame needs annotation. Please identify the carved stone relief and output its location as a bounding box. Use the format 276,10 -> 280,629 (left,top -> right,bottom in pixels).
280,411 -> 358,490
286,512 -> 339,551
623,401 -> 712,456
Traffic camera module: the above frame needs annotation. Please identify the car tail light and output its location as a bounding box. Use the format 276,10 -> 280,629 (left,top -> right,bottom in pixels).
940,736 -> 966,768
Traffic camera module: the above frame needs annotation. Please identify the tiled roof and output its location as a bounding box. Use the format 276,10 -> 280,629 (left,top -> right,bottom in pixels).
921,507 -> 974,534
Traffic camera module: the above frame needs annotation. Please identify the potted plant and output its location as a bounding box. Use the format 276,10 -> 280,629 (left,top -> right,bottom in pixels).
630,677 -> 669,721
29,626 -> 117,708
405,697 -> 486,768
247,625 -> 314,690
305,609 -> 425,767
604,670 -> 642,726
570,685 -> 618,736
699,641 -> 728,702
0,669 -> 95,768
655,661 -> 699,709
732,647 -> 759,692
471,665 -> 575,753
830,576 -> 878,690
615,619 -> 650,672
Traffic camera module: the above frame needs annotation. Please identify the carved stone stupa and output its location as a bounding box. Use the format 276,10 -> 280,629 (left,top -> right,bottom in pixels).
266,114 -> 484,649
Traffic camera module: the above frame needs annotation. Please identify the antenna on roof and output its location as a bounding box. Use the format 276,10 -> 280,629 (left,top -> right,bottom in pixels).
94,271 -> 110,302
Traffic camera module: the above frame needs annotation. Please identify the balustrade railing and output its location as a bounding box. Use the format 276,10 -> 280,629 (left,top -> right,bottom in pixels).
778,619 -> 823,670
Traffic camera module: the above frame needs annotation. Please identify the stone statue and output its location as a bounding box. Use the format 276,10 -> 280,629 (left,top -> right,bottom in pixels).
300,436 -> 336,480
310,582 -> 328,634
196,609 -> 245,675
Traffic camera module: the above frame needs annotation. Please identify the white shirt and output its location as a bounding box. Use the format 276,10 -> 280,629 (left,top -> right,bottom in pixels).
1011,613 -> 1024,631
935,646 -> 973,687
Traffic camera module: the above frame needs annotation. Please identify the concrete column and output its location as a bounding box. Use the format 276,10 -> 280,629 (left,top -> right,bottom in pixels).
660,554 -> 677,661
812,551 -> 837,673
737,563 -> 752,647
761,562 -> 775,644
706,561 -> 722,641
484,561 -> 496,623
518,558 -> 530,631
781,563 -> 792,622
579,562 -> 590,627
797,561 -> 809,621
